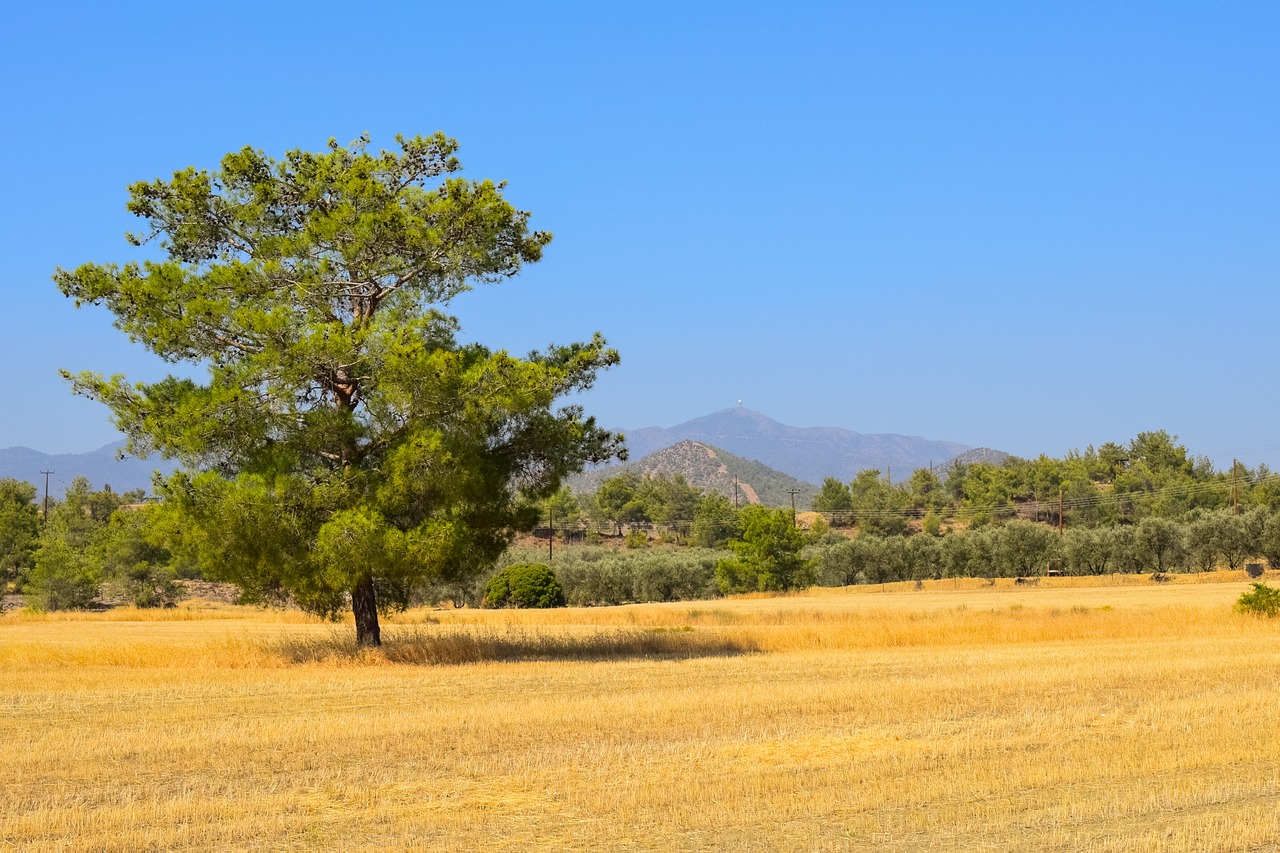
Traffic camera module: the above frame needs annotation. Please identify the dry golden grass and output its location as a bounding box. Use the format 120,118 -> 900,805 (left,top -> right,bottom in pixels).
2,573 -> 1279,851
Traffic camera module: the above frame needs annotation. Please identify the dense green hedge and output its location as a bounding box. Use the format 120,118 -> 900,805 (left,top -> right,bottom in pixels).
482,563 -> 565,608
491,546 -> 723,606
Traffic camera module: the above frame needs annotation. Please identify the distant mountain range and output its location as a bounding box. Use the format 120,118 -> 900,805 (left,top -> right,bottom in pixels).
617,407 -> 975,485
568,440 -> 819,507
0,409 -> 1008,502
0,444 -> 176,497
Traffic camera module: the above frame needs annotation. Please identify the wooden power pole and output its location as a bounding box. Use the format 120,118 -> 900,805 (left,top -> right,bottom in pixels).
40,470 -> 53,522
1233,459 -> 1239,516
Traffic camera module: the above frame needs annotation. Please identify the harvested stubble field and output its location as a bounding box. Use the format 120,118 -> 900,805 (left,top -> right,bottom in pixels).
2,573 -> 1279,851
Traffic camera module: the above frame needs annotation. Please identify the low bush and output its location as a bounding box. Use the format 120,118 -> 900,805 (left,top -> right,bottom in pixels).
482,563 -> 565,608
1235,582 -> 1280,617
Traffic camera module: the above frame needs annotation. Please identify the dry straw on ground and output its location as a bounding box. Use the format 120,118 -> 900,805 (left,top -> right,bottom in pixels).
2,572 -> 1278,851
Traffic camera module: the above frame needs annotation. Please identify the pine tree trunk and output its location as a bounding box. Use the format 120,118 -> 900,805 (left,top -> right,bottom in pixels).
352,573 -> 381,648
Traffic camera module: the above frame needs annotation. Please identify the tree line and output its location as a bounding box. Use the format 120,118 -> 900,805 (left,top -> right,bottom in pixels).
809,431 -> 1274,532
4,468 -> 1279,612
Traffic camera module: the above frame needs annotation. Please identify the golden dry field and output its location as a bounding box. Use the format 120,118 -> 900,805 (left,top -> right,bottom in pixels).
2,572 -> 1279,851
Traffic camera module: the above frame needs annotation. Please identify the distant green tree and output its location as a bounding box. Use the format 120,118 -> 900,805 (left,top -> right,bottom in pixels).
813,536 -> 878,586
948,462 -> 1016,527
594,471 -> 648,535
1060,476 -> 1111,527
811,477 -> 853,517
1246,465 -> 1280,511
716,506 -> 812,593
902,533 -> 942,581
921,510 -> 943,537
805,513 -> 836,544
1095,442 -> 1130,482
546,486 -> 581,526
905,467 -> 947,513
849,470 -> 910,536
994,520 -> 1060,577
0,479 -> 39,591
1062,526 -> 1117,575
635,473 -> 702,526
1129,430 -> 1195,478
1221,507 -> 1266,570
1108,524 -> 1143,573
940,526 -> 997,579
1260,512 -> 1280,572
690,492 -> 738,548
1134,516 -> 1185,572
27,478 -> 130,610
26,539 -> 99,612
90,506 -> 179,607
862,535 -> 898,586
1184,513 -> 1221,572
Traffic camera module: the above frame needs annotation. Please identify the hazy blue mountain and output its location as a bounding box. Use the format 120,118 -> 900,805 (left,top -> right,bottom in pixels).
0,444 -> 177,497
618,407 -> 972,484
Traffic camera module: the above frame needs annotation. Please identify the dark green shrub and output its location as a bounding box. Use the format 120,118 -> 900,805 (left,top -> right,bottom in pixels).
1236,582 -> 1280,617
482,563 -> 565,608
716,506 -> 812,594
92,508 -> 180,608
27,538 -> 100,611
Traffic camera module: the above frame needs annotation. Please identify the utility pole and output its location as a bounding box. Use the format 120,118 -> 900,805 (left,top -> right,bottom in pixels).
40,471 -> 53,522
732,477 -> 740,509
786,488 -> 800,527
1058,487 -> 1064,536
1232,459 -> 1239,516
547,506 -> 554,562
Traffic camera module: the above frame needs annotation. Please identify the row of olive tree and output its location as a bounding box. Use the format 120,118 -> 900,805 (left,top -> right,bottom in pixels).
486,505 -> 813,606
809,508 -> 1280,586
464,544 -> 721,608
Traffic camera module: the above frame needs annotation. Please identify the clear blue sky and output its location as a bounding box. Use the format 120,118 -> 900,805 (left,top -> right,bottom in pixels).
3,2 -> 1277,469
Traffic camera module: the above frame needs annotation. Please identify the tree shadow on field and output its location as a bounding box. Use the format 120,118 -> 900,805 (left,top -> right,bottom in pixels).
267,625 -> 759,666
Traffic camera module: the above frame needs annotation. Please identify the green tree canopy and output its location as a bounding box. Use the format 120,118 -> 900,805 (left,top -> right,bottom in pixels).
715,506 -> 812,593
634,473 -> 702,526
90,506 -> 179,608
811,477 -> 853,514
55,134 -> 622,645
26,478 -> 131,611
0,479 -> 39,590
848,470 -> 910,536
593,471 -> 648,534
689,492 -> 738,549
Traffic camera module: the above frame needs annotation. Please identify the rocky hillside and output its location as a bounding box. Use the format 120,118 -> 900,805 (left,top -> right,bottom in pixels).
945,447 -> 1013,468
568,440 -> 818,508
618,407 -> 973,484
